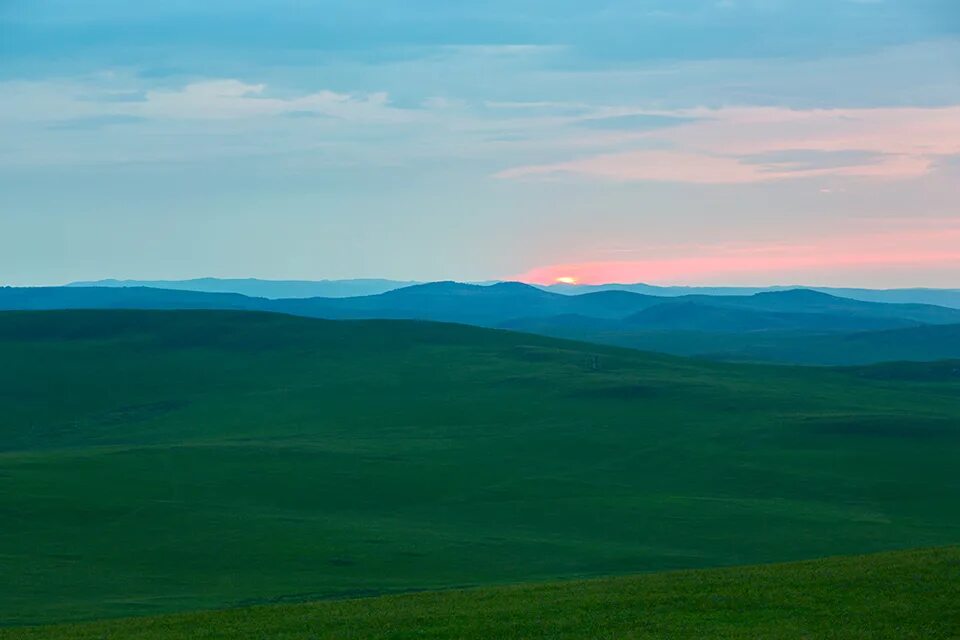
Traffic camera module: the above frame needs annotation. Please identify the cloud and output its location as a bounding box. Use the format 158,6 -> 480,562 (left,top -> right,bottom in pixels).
497,150 -> 932,184
3,60 -> 958,179
0,77 -> 408,125
0,76 -> 441,167
496,105 -> 960,183
46,114 -> 147,130
498,150 -> 777,184
135,80 -> 401,122
573,114 -> 699,131
740,149 -> 887,172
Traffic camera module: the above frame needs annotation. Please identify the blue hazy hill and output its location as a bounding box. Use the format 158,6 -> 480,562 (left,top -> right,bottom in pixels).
64,278 -> 960,309
6,283 -> 960,365
545,282 -> 960,309
67,278 -> 418,299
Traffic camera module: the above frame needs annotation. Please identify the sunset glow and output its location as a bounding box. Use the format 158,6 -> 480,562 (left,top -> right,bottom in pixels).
515,223 -> 960,287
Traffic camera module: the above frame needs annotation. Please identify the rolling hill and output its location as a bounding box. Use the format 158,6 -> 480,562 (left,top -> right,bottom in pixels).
504,320 -> 960,366
7,283 -> 960,330
686,288 -> 960,324
5,546 -> 957,639
266,284 -> 960,328
270,282 -> 669,325
546,282 -> 960,309
0,286 -> 264,312
2,310 -> 959,625
6,284 -> 960,367
60,278 -> 960,309
67,278 -> 418,299
711,324 -> 960,366
622,299 -> 915,332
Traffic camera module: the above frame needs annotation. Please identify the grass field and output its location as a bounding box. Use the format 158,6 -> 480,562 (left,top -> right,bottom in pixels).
2,310 -> 959,625
4,547 -> 958,639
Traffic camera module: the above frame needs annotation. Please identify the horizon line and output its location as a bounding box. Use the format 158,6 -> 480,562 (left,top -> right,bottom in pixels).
3,277 -> 959,292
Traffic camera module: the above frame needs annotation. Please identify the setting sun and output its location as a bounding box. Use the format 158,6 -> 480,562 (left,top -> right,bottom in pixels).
555,276 -> 578,285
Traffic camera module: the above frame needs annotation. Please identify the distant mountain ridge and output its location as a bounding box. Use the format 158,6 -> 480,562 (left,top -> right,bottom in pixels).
62,278 -> 960,308
67,278 -> 419,299
8,281 -> 960,330
5,281 -> 960,365
544,282 -> 960,309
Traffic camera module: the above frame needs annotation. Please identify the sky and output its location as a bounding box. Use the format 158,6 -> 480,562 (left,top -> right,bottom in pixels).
1,0 -> 959,287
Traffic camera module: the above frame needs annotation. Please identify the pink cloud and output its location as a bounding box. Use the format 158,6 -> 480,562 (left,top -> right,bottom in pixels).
498,151 -> 778,184
497,149 -> 932,183
496,105 -> 960,184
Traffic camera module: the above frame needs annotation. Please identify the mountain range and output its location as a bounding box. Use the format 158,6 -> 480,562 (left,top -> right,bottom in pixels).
67,277 -> 419,299
5,281 -> 960,366
67,277 -> 960,309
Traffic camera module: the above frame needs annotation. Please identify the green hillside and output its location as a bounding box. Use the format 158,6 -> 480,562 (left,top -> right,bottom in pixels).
5,547 -> 958,639
503,322 -> 960,366
2,310 -> 959,625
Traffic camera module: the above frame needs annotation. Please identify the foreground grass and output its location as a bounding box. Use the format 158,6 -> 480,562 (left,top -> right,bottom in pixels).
4,547 -> 958,639
2,311 -> 960,624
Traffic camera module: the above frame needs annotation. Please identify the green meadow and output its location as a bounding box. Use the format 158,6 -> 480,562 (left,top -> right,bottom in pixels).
5,547 -> 958,639
2,310 -> 959,626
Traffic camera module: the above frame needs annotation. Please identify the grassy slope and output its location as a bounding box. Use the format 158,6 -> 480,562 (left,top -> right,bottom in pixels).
2,310 -> 959,625
5,547 -> 959,639
505,322 -> 960,366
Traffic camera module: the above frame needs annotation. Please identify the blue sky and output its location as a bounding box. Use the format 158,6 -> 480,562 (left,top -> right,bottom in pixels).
1,0 -> 959,286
